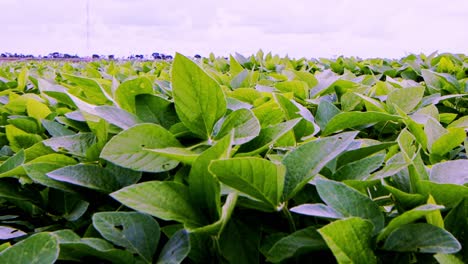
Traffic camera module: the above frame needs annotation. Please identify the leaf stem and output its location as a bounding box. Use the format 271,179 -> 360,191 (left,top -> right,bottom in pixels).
282,204 -> 296,232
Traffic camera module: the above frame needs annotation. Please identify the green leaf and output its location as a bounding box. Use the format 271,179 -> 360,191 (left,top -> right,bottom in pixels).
333,154 -> 385,181
314,178 -> 384,233
61,73 -> 108,105
0,232 -> 59,264
47,164 -> 141,193
41,120 -> 75,137
282,132 -> 357,199
377,204 -> 445,242
53,230 -> 134,264
143,147 -> 199,165
93,106 -> 141,130
290,203 -> 344,219
322,111 -> 401,136
418,181 -> 468,208
213,108 -> 261,145
318,217 -> 377,264
100,124 -> 183,172
383,223 -> 461,253
111,181 -> 204,228
336,141 -> 396,167
430,160 -> 468,185
16,67 -> 28,91
210,157 -> 285,210
157,229 -> 190,264
62,73 -> 109,104
135,94 -> 179,129
431,128 -> 466,157
315,100 -> 341,131
189,133 -> 232,224
265,227 -> 327,263
434,253 -> 464,264
0,149 -> 25,178
172,53 -> 227,139
0,226 -> 26,240
386,86 -> 425,113
5,125 -> 43,152
115,77 -> 153,113
93,212 -> 160,263
43,133 -> 96,158
26,99 -> 52,120
237,118 -> 300,156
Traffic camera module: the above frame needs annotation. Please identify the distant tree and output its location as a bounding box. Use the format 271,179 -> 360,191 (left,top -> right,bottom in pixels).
92,54 -> 100,59
165,55 -> 173,60
108,55 -> 115,60
194,54 -> 201,59
0,53 -> 6,58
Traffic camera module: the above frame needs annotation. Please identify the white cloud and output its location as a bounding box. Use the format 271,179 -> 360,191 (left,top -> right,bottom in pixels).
1,0 -> 467,58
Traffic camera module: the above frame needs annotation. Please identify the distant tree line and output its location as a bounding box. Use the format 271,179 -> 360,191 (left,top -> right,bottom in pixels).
0,52 -> 187,60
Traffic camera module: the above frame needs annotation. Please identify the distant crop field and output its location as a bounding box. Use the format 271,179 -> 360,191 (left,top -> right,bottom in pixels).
0,52 -> 466,263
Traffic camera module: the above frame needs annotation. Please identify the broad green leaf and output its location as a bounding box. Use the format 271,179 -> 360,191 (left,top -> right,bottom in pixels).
430,160 -> 468,185
213,108 -> 260,145
111,181 -> 204,228
189,134 -> 232,224
447,115 -> 468,128
93,106 -> 141,130
62,73 -> 109,104
431,128 -> 465,157
318,217 -> 377,264
419,181 -> 468,208
315,178 -> 384,232
386,86 -> 425,113
377,204 -> 445,241
315,100 -> 340,130
43,133 -> 96,158
0,149 -> 25,178
266,227 -> 327,263
115,76 -> 153,113
333,154 -> 385,181
100,124 -> 183,172
41,120 -> 75,137
383,223 -> 461,253
290,203 -> 344,219
210,157 -> 285,210
282,132 -> 357,199
53,230 -> 134,264
172,53 -> 227,139
143,147 -> 198,165
0,226 -> 26,240
16,67 -> 28,91
26,99 -> 51,120
5,125 -> 43,152
424,117 -> 446,150
157,229 -> 190,264
23,162 -> 77,193
0,232 -> 58,264
274,93 -> 319,139
47,164 -> 141,193
93,212 -> 160,263
336,141 -> 396,167
237,118 -> 300,156
135,94 -> 179,129
322,111 -> 401,136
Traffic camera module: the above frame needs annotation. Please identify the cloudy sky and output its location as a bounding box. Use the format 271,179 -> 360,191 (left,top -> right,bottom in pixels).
1,0 -> 467,58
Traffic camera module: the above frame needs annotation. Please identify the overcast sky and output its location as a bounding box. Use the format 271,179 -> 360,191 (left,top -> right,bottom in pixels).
1,0 -> 467,58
